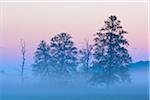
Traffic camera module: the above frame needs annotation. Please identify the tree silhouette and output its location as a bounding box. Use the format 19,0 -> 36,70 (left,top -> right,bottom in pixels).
32,40 -> 51,79
91,16 -> 132,86
20,39 -> 26,83
50,33 -> 78,75
79,40 -> 93,72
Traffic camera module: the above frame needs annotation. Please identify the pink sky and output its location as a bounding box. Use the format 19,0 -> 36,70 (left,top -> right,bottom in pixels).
0,2 -> 149,68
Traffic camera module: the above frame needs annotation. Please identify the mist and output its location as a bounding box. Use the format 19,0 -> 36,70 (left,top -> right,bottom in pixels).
0,63 -> 149,100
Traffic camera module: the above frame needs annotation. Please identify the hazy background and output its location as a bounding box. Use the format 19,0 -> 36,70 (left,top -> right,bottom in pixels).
0,1 -> 149,100
0,1 -> 149,74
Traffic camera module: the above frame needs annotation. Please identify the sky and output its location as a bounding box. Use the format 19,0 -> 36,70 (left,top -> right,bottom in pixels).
0,1 -> 149,70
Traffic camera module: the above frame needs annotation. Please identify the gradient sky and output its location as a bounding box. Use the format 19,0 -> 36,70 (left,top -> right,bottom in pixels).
0,2 -> 149,70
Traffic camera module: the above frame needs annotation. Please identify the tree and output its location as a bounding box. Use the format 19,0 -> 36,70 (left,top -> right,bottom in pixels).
79,40 -> 93,72
50,33 -> 78,75
91,16 -> 132,86
20,39 -> 26,83
32,40 -> 51,79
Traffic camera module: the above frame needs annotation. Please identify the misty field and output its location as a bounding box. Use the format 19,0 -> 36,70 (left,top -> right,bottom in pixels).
0,65 -> 149,100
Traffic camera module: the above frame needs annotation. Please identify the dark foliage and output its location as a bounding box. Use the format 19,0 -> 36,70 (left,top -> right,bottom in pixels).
50,33 -> 78,75
32,40 -> 51,78
92,16 -> 132,86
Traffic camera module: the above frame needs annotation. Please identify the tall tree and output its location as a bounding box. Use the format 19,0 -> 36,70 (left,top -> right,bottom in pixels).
79,40 -> 93,72
91,16 -> 132,86
20,39 -> 26,83
50,33 -> 78,75
32,40 -> 51,79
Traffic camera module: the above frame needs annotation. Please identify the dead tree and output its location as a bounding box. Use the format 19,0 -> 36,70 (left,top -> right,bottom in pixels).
79,40 -> 93,72
20,39 -> 26,83
85,40 -> 93,71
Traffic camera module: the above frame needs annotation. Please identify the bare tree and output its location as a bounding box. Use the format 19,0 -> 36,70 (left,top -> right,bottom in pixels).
85,40 -> 92,71
79,40 -> 93,72
20,39 -> 26,83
